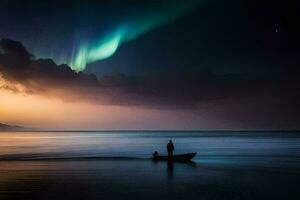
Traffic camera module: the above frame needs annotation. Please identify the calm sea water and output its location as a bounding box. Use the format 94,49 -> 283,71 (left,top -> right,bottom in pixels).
0,131 -> 300,200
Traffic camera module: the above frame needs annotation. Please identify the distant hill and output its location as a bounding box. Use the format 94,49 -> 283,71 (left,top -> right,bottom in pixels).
0,123 -> 25,131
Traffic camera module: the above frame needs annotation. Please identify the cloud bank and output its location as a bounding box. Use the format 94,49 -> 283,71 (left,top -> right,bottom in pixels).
1,39 -> 300,129
0,39 -> 218,109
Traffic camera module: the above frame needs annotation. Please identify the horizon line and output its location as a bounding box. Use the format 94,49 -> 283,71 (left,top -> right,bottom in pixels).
1,129 -> 300,133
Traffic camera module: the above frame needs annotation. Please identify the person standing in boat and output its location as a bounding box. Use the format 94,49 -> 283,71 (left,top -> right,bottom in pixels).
167,140 -> 174,157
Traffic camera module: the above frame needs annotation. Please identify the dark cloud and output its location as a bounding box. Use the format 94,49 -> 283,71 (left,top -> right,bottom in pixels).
0,39 -> 225,108
1,39 -> 300,129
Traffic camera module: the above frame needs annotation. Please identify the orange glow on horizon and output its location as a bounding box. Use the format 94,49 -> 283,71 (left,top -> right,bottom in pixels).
0,88 -> 218,130
0,89 -> 95,128
0,89 -> 146,129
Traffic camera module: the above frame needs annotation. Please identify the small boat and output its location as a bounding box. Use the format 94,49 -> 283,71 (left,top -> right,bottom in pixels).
152,152 -> 197,162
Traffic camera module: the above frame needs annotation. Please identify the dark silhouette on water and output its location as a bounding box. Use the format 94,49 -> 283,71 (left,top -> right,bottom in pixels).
167,140 -> 174,157
153,151 -> 159,158
152,140 -> 197,162
152,153 -> 197,162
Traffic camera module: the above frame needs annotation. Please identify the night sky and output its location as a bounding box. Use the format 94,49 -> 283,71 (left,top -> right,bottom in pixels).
0,0 -> 300,130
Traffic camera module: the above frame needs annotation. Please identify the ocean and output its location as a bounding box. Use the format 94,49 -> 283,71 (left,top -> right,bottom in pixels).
0,131 -> 300,200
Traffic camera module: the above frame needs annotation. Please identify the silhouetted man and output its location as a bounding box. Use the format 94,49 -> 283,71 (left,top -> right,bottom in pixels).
153,151 -> 159,158
167,140 -> 174,157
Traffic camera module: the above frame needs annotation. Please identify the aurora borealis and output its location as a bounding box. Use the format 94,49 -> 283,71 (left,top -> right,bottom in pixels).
1,0 -> 300,130
0,0 -> 203,72
70,0 -> 202,71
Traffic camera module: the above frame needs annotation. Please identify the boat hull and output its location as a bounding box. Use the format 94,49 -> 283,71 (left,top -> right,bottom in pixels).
152,152 -> 197,162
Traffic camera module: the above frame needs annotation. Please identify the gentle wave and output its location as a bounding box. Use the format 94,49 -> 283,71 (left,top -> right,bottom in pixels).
0,154 -> 148,161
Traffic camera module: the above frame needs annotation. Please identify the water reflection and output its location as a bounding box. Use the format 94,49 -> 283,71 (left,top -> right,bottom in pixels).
151,159 -> 198,181
0,159 -> 299,200
167,161 -> 174,180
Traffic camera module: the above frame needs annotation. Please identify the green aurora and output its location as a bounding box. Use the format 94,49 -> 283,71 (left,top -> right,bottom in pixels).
70,0 -> 202,71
